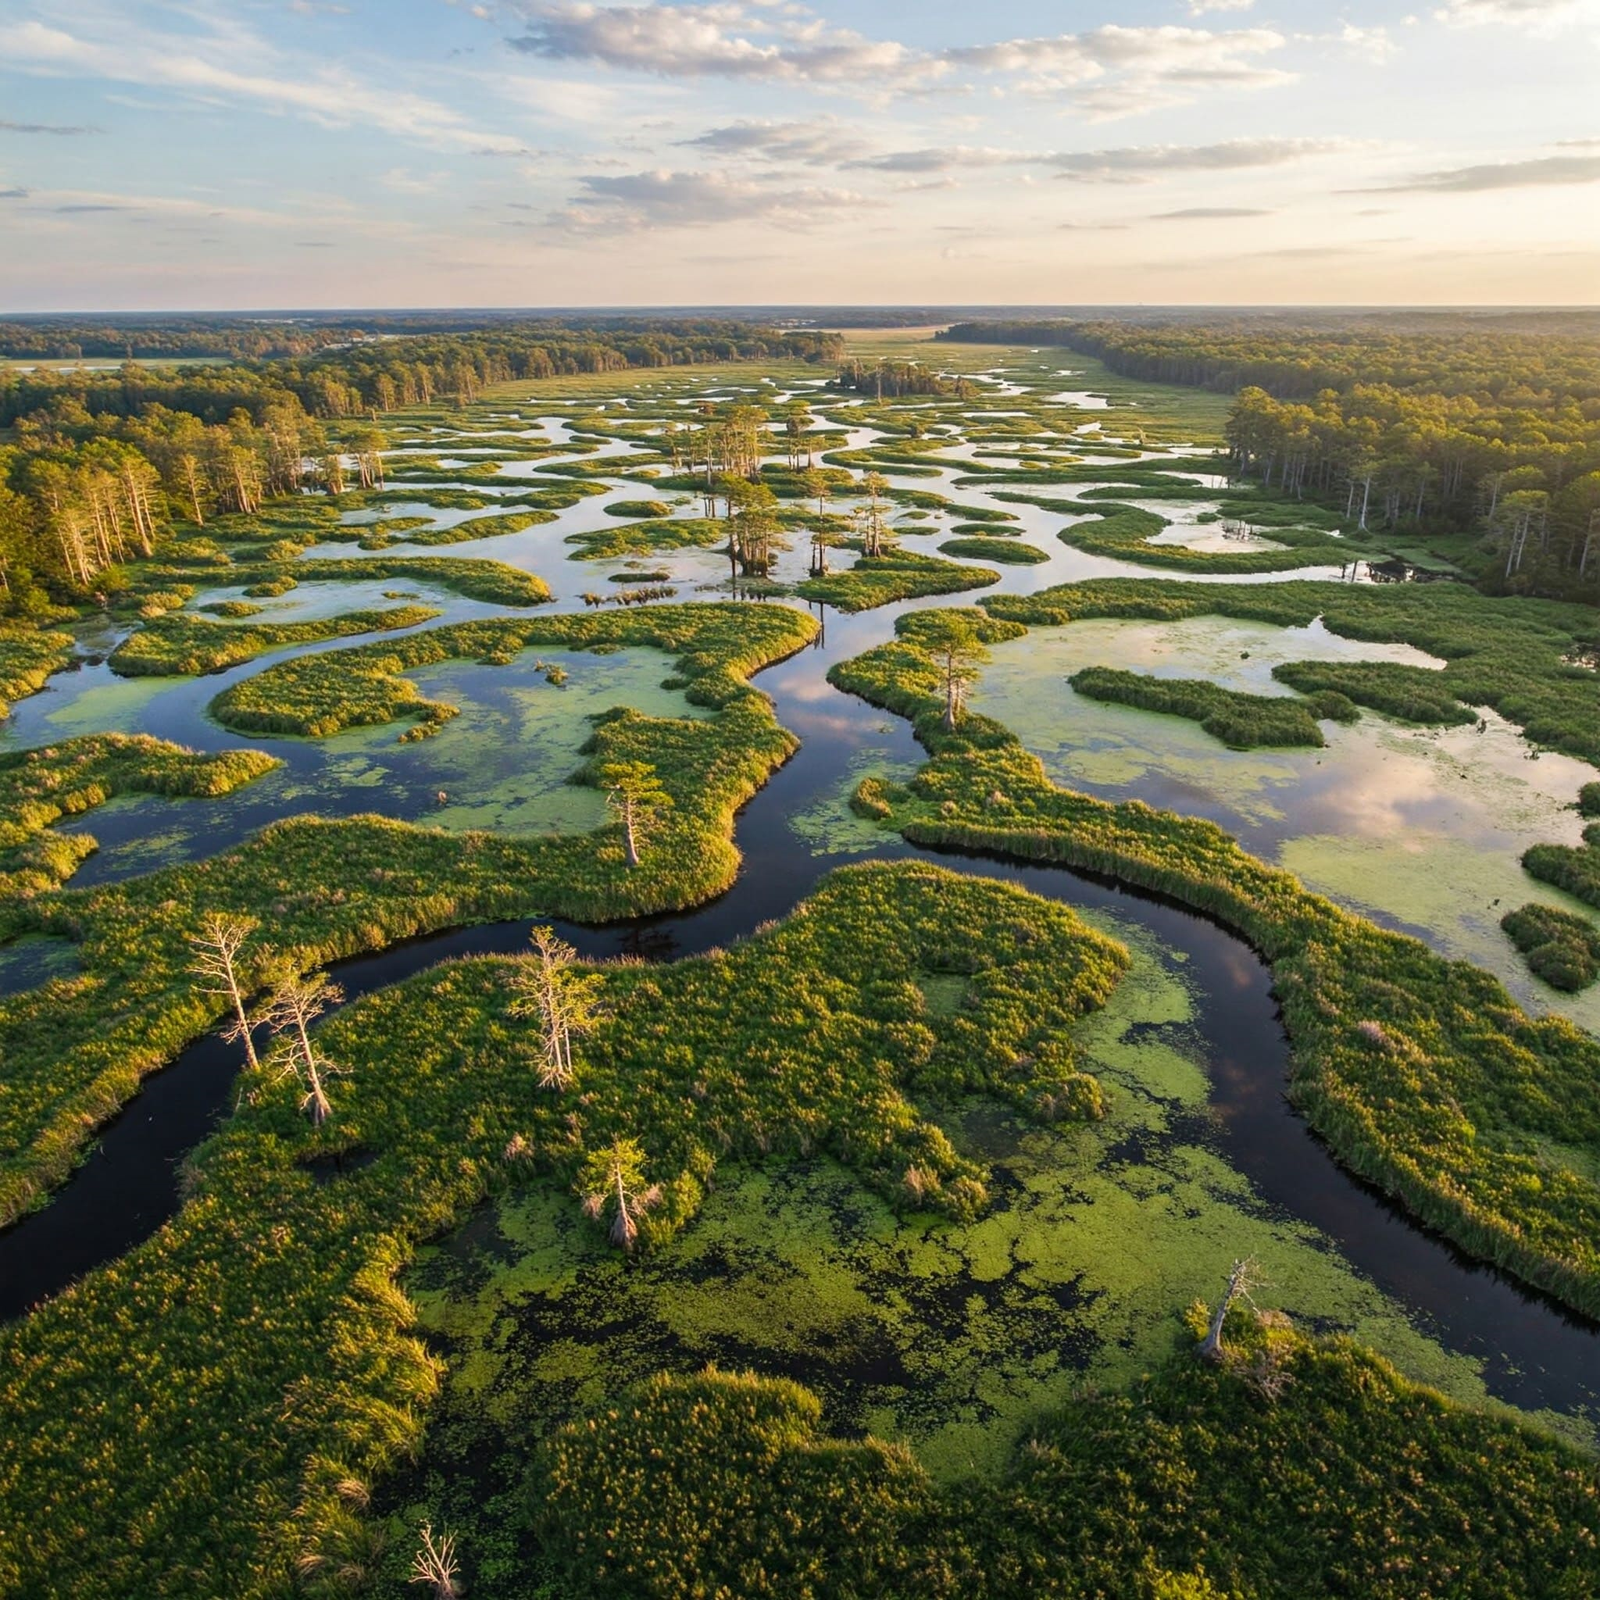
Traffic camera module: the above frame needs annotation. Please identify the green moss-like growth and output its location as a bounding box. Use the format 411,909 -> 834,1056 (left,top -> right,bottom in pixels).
939,537 -> 1049,565
1069,667 -> 1356,750
196,600 -> 264,618
566,517 -> 725,561
160,554 -> 551,609
0,862 -> 1125,1597
0,733 -> 281,902
832,606 -> 1600,1320
533,1320 -> 1600,1599
0,602 -> 816,1225
108,606 -> 441,678
1501,902 -> 1600,992
984,578 -> 1600,765
210,601 -> 805,740
1580,782 -> 1600,818
333,510 -> 558,550
797,551 -> 999,613
0,625 -> 76,718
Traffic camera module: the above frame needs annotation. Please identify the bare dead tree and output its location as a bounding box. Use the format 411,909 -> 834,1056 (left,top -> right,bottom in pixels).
1198,1256 -> 1265,1364
509,926 -> 605,1090
188,912 -> 263,1071
409,1523 -> 461,1600
265,972 -> 345,1126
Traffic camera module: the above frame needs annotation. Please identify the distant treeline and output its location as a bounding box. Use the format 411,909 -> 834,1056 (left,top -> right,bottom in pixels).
0,322 -> 845,427
0,319 -> 354,362
939,318 -> 1600,599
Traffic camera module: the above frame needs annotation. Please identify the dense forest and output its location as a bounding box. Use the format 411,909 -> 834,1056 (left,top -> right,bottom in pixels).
0,322 -> 844,608
941,319 -> 1600,599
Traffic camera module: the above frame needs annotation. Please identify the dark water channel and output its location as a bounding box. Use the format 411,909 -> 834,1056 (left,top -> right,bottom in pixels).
3,582 -> 1600,1434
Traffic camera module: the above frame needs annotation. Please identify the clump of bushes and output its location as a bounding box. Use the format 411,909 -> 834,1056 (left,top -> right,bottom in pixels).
797,550 -> 999,612
1522,826 -> 1600,913
1501,902 -> 1600,991
1069,666 -> 1355,749
109,606 -> 441,678
535,1317 -> 1600,1600
939,536 -> 1049,565
605,498 -> 673,519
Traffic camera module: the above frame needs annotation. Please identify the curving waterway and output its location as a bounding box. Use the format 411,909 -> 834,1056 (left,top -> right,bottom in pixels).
3,387 -> 1599,1448
4,588 -> 1600,1439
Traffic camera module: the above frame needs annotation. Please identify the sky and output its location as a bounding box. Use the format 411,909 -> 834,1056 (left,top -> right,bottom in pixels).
0,0 -> 1596,311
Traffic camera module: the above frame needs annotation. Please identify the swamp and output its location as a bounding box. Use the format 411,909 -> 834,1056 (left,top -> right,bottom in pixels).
2,329 -> 1599,1599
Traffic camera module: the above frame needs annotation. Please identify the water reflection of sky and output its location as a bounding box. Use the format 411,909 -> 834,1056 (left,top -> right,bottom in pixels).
976,616 -> 1600,1032
42,646 -> 707,890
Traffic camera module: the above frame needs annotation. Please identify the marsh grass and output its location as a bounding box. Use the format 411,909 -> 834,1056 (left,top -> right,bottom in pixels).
1067,666 -> 1355,749
985,578 -> 1600,765
938,537 -> 1049,566
797,551 -> 1000,612
1501,902 -> 1600,992
0,625 -> 76,718
108,605 -> 442,677
534,1318 -> 1600,1600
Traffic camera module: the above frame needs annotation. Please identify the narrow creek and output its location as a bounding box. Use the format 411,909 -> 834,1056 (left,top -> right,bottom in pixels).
4,587 -> 1600,1440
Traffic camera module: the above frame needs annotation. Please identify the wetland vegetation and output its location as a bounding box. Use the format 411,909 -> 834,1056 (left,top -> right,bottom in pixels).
1,324 -> 1598,1600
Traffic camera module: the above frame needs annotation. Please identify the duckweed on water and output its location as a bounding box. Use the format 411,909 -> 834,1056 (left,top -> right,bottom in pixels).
834,606 -> 1600,1320
0,862 -> 1127,1598
0,732 -> 280,900
108,605 -> 441,677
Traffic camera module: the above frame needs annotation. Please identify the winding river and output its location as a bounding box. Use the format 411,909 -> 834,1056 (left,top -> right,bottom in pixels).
3,393 -> 1599,1447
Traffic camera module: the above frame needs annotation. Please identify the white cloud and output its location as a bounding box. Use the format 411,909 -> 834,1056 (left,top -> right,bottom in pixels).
1051,137 -> 1357,182
504,5 -> 1294,114
1433,0 -> 1582,25
845,136 -> 1355,179
1359,152 -> 1600,190
0,15 -> 526,153
507,2 -> 940,87
1150,205 -> 1273,217
548,167 -> 867,233
681,119 -> 872,165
